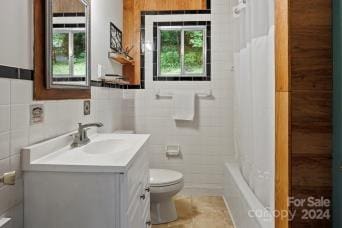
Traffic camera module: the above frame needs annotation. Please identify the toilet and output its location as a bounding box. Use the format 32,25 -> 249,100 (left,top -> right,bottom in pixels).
149,169 -> 184,224
114,131 -> 184,224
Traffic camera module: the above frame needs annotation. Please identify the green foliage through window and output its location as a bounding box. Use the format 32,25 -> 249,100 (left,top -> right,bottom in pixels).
184,30 -> 204,74
159,27 -> 206,76
52,31 -> 86,77
160,30 -> 181,75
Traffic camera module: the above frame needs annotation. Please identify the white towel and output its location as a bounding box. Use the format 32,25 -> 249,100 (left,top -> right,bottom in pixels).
173,92 -> 195,121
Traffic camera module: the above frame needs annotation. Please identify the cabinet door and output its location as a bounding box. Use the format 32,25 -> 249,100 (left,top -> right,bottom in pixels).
127,183 -> 150,228
141,192 -> 151,228
124,148 -> 150,228
127,184 -> 143,228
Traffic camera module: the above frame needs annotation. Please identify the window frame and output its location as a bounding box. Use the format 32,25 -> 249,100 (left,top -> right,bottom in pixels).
52,28 -> 86,78
157,25 -> 207,77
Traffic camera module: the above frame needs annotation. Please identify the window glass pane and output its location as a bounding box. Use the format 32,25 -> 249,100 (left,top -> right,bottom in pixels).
184,30 -> 205,74
160,30 -> 181,75
73,32 -> 86,77
52,32 -> 70,76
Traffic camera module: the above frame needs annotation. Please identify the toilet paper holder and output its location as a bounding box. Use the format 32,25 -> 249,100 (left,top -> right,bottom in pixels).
165,145 -> 181,157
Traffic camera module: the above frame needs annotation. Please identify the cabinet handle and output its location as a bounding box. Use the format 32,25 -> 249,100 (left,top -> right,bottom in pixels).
140,193 -> 146,200
145,187 -> 150,192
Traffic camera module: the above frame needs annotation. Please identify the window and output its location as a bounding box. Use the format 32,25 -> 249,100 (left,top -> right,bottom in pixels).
157,26 -> 207,78
52,29 -> 86,78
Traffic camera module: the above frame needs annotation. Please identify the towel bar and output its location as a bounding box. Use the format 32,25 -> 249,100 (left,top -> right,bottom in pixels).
155,89 -> 212,98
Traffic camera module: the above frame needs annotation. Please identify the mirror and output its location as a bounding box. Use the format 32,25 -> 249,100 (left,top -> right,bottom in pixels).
46,0 -> 90,89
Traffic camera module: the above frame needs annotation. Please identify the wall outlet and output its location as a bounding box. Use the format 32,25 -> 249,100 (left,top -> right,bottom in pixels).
30,104 -> 44,125
84,100 -> 91,115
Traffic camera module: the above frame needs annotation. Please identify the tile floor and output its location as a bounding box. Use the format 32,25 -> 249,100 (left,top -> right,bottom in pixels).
152,196 -> 235,228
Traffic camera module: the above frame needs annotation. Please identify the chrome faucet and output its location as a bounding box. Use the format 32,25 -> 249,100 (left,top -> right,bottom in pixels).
71,122 -> 103,148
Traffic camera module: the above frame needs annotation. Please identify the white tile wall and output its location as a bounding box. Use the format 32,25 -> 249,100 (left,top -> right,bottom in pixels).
0,79 -> 123,227
122,0 -> 235,195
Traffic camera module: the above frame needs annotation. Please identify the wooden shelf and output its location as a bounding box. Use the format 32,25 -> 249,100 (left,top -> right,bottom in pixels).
108,52 -> 135,66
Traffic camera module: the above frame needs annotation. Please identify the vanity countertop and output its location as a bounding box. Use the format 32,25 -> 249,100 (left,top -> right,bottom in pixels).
22,133 -> 150,173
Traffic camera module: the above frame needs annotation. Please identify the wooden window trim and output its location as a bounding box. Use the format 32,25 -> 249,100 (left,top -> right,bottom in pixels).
33,0 -> 90,100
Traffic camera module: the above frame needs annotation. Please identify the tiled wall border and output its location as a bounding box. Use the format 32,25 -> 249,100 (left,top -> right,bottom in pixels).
90,80 -> 142,89
53,77 -> 86,82
53,12 -> 85,17
152,21 -> 211,81
0,65 -> 34,81
53,23 -> 85,28
0,65 -> 141,89
140,9 -> 211,85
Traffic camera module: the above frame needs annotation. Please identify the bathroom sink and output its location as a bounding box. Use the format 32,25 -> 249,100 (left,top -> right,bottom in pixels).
22,132 -> 150,173
82,139 -> 130,154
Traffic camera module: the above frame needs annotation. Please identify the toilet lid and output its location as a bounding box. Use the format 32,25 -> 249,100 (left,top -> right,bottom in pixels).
150,169 -> 184,187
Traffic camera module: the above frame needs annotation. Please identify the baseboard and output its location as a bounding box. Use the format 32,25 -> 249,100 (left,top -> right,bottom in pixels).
180,185 -> 223,196
223,195 -> 237,228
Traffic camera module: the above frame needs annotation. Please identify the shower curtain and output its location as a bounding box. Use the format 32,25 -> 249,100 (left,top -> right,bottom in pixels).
233,0 -> 275,209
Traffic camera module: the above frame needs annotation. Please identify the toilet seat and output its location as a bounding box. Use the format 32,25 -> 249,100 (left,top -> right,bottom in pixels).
150,169 -> 184,187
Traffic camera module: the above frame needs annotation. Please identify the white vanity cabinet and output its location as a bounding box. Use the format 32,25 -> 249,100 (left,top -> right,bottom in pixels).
22,133 -> 150,228
120,147 -> 151,228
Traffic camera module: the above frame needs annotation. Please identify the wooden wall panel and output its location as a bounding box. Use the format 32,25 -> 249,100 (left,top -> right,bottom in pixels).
292,155 -> 332,188
291,187 -> 332,227
290,0 -> 332,91
139,0 -> 206,11
52,0 -> 85,13
276,0 -> 333,226
276,0 -> 290,92
289,0 -> 333,227
275,92 -> 291,228
292,130 -> 331,156
275,0 -> 291,227
123,0 -> 207,84
291,92 -> 332,131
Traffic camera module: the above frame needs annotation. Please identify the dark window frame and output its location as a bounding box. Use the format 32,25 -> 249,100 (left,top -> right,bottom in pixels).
153,21 -> 211,82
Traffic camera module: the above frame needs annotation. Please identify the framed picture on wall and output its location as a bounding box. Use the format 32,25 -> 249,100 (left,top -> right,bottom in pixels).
110,22 -> 122,53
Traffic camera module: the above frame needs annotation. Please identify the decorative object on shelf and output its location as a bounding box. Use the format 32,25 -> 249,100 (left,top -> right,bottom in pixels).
105,74 -> 124,79
123,46 -> 134,60
110,22 -> 123,53
108,52 -> 135,65
98,74 -> 130,85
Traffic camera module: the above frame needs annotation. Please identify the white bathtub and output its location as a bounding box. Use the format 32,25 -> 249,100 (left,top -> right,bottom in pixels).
223,162 -> 274,228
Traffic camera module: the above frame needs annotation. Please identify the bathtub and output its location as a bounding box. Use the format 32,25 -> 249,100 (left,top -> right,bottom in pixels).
223,162 -> 274,228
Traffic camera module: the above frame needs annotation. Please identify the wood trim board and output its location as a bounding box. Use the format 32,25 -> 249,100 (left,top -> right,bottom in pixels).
34,0 -> 90,100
